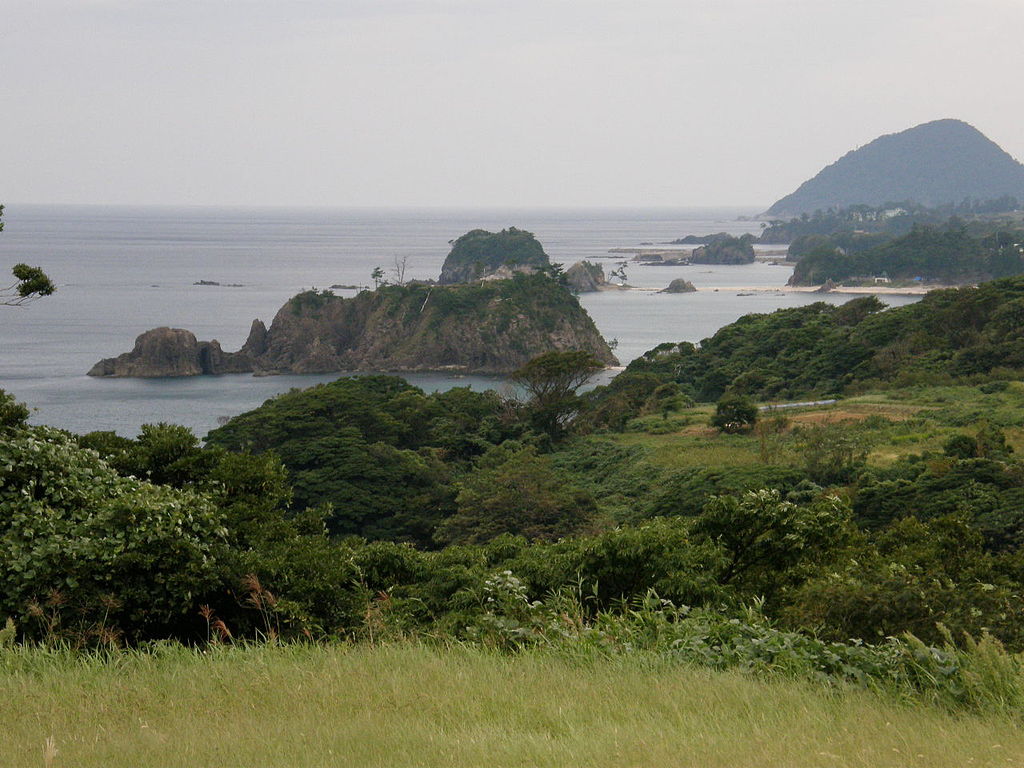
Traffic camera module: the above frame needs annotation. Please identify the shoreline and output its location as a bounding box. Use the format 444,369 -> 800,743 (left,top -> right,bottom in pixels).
596,283 -> 953,296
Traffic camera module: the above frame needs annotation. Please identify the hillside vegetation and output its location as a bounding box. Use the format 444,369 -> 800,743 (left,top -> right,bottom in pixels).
788,224 -> 1024,286
438,227 -> 551,284
623,276 -> 1024,401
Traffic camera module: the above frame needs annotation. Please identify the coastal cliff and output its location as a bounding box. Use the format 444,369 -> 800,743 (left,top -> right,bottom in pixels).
88,273 -> 617,378
564,261 -> 607,293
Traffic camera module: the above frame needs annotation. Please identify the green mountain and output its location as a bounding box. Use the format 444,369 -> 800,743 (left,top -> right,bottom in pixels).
766,119 -> 1024,217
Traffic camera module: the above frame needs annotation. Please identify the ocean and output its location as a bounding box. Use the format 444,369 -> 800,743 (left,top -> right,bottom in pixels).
0,205 -> 920,437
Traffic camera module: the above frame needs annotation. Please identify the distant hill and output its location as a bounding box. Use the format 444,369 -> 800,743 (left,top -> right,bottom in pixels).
766,119 -> 1024,217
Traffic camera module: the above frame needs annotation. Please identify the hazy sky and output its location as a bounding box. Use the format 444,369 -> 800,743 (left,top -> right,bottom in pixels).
3,0 -> 1023,208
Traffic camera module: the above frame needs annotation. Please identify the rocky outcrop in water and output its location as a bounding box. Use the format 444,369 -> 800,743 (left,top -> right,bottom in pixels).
88,321 -> 267,378
661,279 -> 697,293
88,274 -> 617,378
564,261 -> 607,293
690,234 -> 756,265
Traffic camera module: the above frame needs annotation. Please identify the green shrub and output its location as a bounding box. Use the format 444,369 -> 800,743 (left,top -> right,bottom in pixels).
0,426 -> 227,642
711,394 -> 758,434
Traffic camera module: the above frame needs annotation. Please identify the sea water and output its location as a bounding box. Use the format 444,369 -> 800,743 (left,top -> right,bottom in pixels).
0,205 -> 920,436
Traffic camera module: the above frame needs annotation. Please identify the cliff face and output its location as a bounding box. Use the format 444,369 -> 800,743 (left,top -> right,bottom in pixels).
564,261 -> 606,293
86,323 -> 265,378
88,274 -> 617,378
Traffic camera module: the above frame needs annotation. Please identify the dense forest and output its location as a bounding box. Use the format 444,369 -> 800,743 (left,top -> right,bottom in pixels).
759,198 -> 1022,244
621,275 -> 1024,401
787,224 -> 1024,285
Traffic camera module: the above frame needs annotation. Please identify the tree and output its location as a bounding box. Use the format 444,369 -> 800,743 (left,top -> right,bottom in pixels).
390,255 -> 409,286
710,393 -> 758,433
434,443 -> 595,545
510,350 -> 604,441
609,260 -> 629,284
1,206 -> 55,306
693,489 -> 851,601
2,264 -> 55,306
370,266 -> 385,289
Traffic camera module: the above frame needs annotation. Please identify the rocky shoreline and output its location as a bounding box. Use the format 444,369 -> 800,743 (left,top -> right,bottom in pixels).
89,277 -> 618,379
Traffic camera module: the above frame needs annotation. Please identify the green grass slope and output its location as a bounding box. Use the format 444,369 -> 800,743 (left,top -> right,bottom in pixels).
4,643 -> 1023,768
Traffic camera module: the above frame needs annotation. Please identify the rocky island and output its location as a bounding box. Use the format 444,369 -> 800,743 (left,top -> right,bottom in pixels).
689,234 -> 756,265
89,230 -> 618,378
564,260 -> 608,293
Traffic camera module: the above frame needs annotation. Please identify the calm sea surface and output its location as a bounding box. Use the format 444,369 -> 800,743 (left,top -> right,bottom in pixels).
0,205 -> 920,436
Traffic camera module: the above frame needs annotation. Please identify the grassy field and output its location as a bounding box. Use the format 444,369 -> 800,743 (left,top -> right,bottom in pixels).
597,381 -> 1024,473
4,642 -> 1024,767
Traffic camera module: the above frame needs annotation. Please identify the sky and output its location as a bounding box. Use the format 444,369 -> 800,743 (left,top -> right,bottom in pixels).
2,0 -> 1023,209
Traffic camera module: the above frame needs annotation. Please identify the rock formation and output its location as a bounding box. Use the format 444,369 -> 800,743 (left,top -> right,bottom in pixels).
89,274 -> 617,378
87,324 -> 265,378
438,228 -> 551,284
564,261 -> 607,293
689,234 -> 756,265
661,279 -> 697,293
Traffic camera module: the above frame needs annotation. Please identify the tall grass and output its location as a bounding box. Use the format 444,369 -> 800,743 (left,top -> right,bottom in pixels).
3,642 -> 1024,768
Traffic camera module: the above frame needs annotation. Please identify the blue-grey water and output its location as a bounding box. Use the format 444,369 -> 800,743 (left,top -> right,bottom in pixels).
0,205 -> 920,437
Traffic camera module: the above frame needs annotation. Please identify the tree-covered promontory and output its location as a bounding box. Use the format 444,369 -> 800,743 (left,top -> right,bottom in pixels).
622,275 -> 1024,402
90,272 -> 617,377
689,233 -> 756,265
438,227 -> 552,284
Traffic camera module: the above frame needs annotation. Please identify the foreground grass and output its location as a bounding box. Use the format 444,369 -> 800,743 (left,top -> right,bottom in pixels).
4,643 -> 1024,767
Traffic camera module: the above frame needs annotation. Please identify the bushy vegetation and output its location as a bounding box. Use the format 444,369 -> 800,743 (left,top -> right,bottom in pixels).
5,274 -> 1024,734
790,223 -> 1024,285
5,374 -> 1024,667
620,276 -> 1024,403
438,227 -> 551,284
